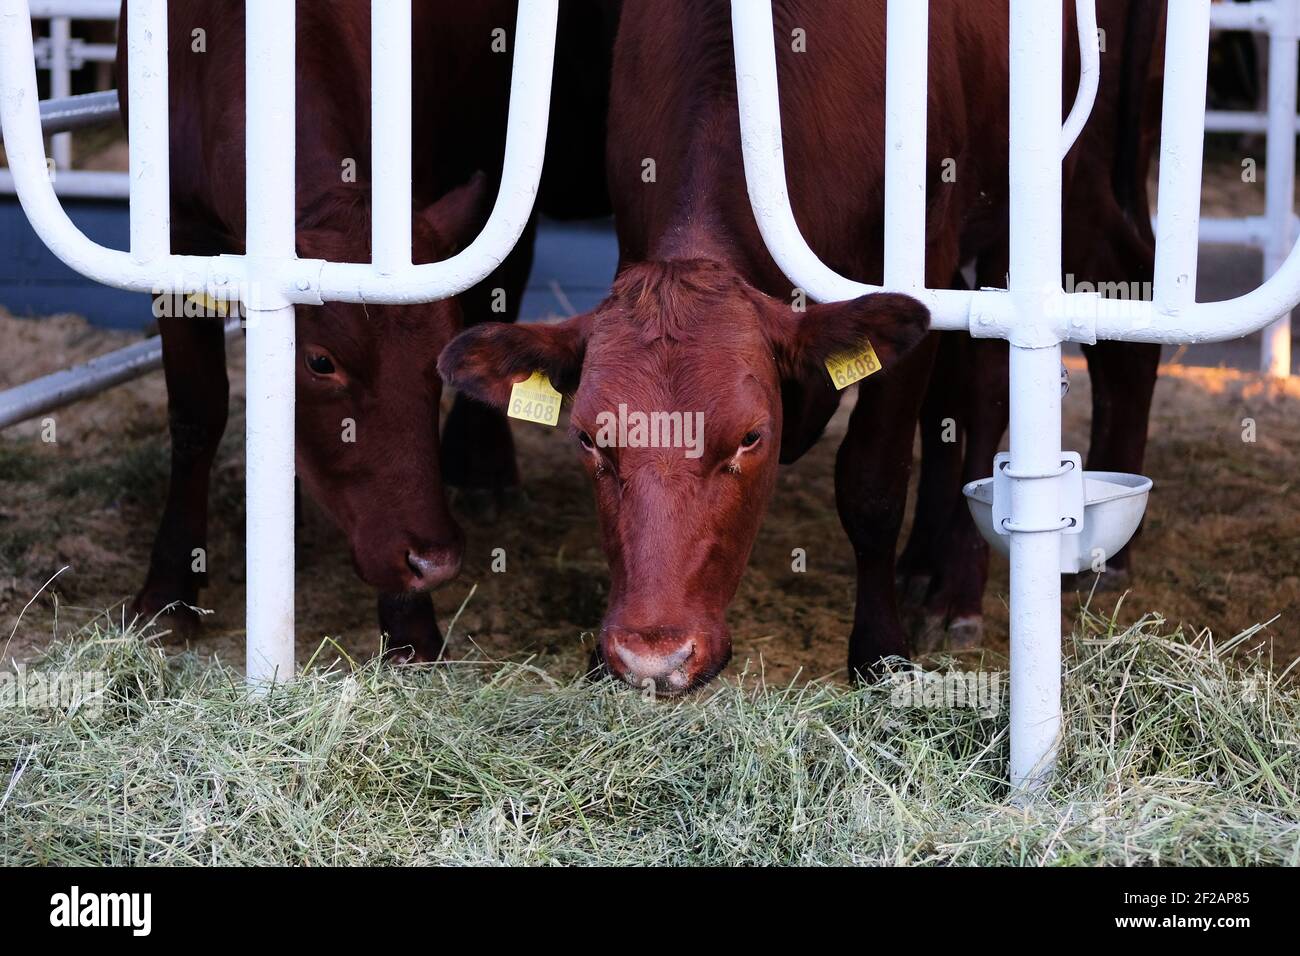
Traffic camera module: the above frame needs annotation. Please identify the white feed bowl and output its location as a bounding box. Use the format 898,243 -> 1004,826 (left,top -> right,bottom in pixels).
962,471 -> 1153,574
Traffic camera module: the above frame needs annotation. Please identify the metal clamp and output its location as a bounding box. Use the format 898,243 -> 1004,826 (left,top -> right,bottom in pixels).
992,451 -> 1085,537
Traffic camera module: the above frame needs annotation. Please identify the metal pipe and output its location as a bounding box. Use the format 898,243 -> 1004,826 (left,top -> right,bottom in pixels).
38,90 -> 122,134
1062,0 -> 1100,157
371,0 -> 412,274
883,0 -> 928,291
49,14 -> 71,172
27,0 -> 118,16
126,0 -> 169,265
1007,0 -> 1065,793
0,167 -> 130,198
243,0 -> 297,685
0,320 -> 241,431
1208,0 -> 1279,32
1262,21 -> 1298,377
1152,1 -> 1213,322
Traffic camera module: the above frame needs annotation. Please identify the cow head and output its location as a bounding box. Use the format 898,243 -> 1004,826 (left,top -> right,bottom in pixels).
440,259 -> 929,694
291,174 -> 488,596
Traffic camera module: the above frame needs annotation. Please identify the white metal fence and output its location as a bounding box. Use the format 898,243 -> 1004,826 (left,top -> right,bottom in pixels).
0,0 -> 558,683
1205,0 -> 1299,377
1,0 -> 1298,789
731,0 -> 1300,788
0,0 -> 125,199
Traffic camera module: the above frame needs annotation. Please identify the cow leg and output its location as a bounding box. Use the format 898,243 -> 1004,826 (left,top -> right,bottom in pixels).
918,338 -> 1010,651
440,214 -> 538,498
898,331 -> 966,614
1079,339 -> 1161,581
378,592 -> 444,663
838,335 -> 940,679
1068,206 -> 1158,585
131,314 -> 228,633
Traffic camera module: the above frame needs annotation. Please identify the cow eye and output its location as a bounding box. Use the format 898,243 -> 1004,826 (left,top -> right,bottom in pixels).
578,431 -> 596,451
741,430 -> 762,449
306,352 -> 336,376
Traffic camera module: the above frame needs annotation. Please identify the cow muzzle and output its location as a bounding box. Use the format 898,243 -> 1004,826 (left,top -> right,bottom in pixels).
599,622 -> 731,696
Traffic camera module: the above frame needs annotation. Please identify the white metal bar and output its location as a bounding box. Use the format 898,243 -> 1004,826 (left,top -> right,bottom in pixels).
1152,1 -> 1213,320
243,0 -> 297,685
1262,25 -> 1298,377
0,168 -> 130,198
27,0 -> 118,17
1062,0 -> 1100,157
1199,214 -> 1272,247
1209,0 -> 1279,32
1203,109 -> 1300,134
126,0 -> 169,264
1007,0 -> 1065,793
883,0 -> 928,290
49,14 -> 71,172
371,0 -> 412,273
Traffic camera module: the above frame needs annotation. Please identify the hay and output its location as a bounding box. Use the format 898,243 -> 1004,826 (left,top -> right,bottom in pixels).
1,609 -> 1296,866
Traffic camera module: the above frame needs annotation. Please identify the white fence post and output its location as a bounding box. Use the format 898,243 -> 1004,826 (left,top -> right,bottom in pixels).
242,0 -> 299,684
1005,0 -> 1066,791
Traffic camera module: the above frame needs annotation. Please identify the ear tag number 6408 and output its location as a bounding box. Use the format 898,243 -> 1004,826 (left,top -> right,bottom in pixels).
508,371 -> 562,427
825,339 -> 882,390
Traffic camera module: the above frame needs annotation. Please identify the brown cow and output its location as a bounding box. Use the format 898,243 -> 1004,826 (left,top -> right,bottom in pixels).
117,1 -> 616,660
438,0 -> 1040,692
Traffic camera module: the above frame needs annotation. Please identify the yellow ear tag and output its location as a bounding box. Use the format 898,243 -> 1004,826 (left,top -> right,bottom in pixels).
186,291 -> 230,316
507,371 -> 562,427
825,340 -> 882,390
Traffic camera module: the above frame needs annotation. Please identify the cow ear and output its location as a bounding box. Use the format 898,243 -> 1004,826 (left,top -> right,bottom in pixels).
763,292 -> 931,383
418,170 -> 492,258
438,314 -> 592,409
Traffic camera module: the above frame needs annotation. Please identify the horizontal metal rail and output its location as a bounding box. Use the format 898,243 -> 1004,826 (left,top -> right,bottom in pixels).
0,319 -> 240,430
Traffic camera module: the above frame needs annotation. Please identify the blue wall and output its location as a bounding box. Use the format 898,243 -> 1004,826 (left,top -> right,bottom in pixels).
0,199 -> 619,330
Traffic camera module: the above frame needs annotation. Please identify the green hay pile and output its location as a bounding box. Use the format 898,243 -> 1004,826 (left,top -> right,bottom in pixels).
1,610 -> 1296,865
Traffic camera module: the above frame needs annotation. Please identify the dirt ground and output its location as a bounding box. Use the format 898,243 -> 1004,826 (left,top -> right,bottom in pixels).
2,302 -> 1298,682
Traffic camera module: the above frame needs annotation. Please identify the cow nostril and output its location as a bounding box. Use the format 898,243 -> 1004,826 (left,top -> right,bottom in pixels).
406,551 -> 431,579
405,549 -> 459,588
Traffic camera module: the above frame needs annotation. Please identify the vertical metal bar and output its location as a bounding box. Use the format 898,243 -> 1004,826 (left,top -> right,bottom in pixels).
244,0 -> 297,684
1153,0 -> 1213,320
1262,23 -> 1298,378
883,0 -> 928,290
126,0 -> 170,262
1007,0 -> 1065,793
49,15 -> 72,172
371,0 -> 412,273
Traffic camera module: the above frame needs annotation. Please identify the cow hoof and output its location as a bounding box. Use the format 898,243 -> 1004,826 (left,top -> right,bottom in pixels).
946,616 -> 984,651
914,612 -> 947,654
129,592 -> 202,641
